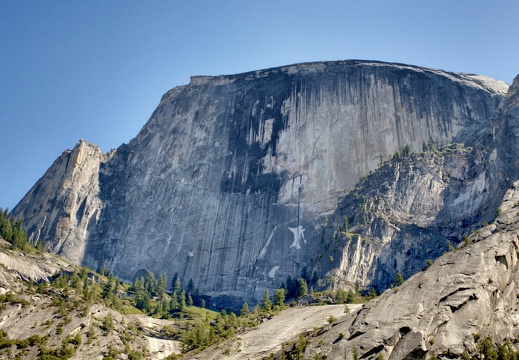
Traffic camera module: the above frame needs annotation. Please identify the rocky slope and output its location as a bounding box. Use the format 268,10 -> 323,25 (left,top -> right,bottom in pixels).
314,137 -> 497,292
298,176 -> 519,360
12,60 -> 510,306
0,241 -> 181,359
187,304 -> 361,360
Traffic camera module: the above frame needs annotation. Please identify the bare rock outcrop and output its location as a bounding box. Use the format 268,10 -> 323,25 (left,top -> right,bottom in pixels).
314,138 -> 498,291
0,244 -> 181,359
13,140 -> 107,265
303,178 -> 519,359
0,247 -> 74,285
189,304 -> 360,360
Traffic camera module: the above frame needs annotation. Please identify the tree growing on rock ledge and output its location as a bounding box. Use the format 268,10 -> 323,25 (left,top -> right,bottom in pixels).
395,272 -> 404,286
240,302 -> 249,316
274,288 -> 286,309
263,289 -> 272,312
297,278 -> 308,298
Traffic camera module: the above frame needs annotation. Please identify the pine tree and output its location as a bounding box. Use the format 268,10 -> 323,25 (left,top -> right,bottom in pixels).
227,312 -> 238,335
478,336 -> 497,360
174,277 -> 182,296
335,289 -> 347,303
285,276 -> 295,298
171,273 -> 179,290
253,304 -> 261,315
402,145 -> 411,157
497,340 -> 512,360
161,297 -> 170,315
133,277 -> 150,311
102,313 -> 114,331
354,281 -> 362,294
262,289 -> 272,312
156,301 -> 163,316
240,302 -> 249,317
346,289 -> 355,303
353,346 -> 360,360
300,266 -> 309,282
297,278 -> 308,298
0,212 -> 13,242
179,290 -> 187,312
11,227 -> 27,250
170,296 -> 179,312
144,270 -> 156,295
157,273 -> 167,300
99,264 -> 108,276
214,313 -> 225,336
368,288 -> 377,299
274,288 -> 286,308
102,274 -> 114,300
187,279 -> 195,294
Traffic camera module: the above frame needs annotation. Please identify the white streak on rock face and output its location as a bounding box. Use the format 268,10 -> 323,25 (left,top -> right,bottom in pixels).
268,266 -> 280,279
258,225 -> 279,260
288,226 -> 306,249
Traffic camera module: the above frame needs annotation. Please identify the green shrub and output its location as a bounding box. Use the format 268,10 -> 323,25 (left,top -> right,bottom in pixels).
395,272 -> 404,286
101,313 -> 114,332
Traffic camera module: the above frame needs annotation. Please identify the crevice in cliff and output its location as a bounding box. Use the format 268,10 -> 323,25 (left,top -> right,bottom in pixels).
75,197 -> 87,224
448,293 -> 478,313
360,344 -> 385,359
496,254 -> 509,269
439,287 -> 472,303
347,330 -> 366,341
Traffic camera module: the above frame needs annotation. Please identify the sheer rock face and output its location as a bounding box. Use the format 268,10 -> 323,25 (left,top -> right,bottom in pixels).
314,141 -> 499,292
498,74 -> 519,182
11,60 -> 509,304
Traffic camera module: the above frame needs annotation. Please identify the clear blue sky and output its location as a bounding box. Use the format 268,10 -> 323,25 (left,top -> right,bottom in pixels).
1,1 -> 518,210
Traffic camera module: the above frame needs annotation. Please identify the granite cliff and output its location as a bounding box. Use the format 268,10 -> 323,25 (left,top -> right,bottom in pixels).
190,81 -> 519,358
12,60 -> 511,307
